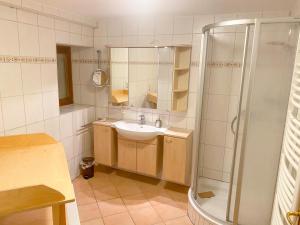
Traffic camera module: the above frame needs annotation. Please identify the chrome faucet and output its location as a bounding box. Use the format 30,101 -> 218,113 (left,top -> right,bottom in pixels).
139,114 -> 146,125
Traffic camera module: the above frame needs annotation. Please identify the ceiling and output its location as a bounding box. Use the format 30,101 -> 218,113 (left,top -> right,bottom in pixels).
42,0 -> 296,18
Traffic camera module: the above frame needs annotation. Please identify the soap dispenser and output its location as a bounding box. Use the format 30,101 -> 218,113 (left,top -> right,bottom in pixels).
155,117 -> 162,128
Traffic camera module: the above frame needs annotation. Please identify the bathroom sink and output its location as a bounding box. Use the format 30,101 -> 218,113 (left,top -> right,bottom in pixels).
113,121 -> 166,141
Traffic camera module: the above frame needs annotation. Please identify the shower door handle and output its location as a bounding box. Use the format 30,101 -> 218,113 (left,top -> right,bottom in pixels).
286,211 -> 300,225
231,115 -> 238,135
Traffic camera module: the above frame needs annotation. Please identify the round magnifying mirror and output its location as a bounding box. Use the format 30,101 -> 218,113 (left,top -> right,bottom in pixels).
92,68 -> 107,87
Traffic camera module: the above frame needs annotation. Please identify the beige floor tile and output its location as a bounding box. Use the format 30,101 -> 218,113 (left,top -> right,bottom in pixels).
98,198 -> 127,217
152,203 -> 186,221
78,203 -> 102,222
81,218 -> 105,225
164,216 -> 192,225
93,185 -> 120,202
75,190 -> 96,205
89,176 -> 113,189
116,182 -> 143,197
122,194 -> 151,211
129,206 -> 162,225
103,212 -> 135,225
73,177 -> 92,192
144,191 -> 175,206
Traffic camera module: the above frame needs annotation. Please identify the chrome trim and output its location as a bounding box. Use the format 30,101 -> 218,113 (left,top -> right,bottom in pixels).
226,25 -> 251,222
191,32 -> 209,198
202,17 -> 300,33
202,19 -> 255,33
232,21 -> 262,224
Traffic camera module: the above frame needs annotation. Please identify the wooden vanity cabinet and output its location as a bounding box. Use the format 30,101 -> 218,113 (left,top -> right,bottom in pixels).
118,135 -> 162,177
162,134 -> 192,185
93,124 -> 117,166
118,138 -> 137,171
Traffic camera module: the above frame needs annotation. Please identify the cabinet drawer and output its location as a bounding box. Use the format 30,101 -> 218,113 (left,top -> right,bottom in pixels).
118,139 -> 137,171
137,143 -> 157,176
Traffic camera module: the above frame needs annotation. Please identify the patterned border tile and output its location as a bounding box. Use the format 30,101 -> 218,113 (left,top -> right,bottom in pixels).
0,55 -> 56,64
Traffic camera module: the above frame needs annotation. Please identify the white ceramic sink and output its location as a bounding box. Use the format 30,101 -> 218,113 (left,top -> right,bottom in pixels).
113,121 -> 166,141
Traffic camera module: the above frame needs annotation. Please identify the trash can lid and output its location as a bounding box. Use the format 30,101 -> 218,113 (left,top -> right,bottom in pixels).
82,157 -> 94,163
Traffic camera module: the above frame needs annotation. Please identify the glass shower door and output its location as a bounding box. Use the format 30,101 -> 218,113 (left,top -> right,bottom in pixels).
231,21 -> 300,225
195,24 -> 251,222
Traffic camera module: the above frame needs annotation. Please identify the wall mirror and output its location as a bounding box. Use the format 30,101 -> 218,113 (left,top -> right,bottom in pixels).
109,46 -> 191,112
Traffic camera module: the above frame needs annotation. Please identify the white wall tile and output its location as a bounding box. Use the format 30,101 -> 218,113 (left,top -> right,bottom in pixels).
0,5 -> 17,21
22,0 -> 42,11
38,15 -> 54,28
17,9 -> 37,25
70,23 -> 82,34
123,18 -> 138,36
138,17 -> 154,35
94,20 -> 107,37
39,27 -> 56,57
70,33 -> 82,46
223,148 -> 233,172
204,120 -> 227,146
24,93 -> 44,124
60,112 -> 73,139
0,63 -> 22,97
82,26 -> 93,36
55,19 -> 70,32
44,117 -> 60,140
73,134 -> 84,156
55,30 -> 70,44
80,85 -> 95,105
96,88 -> 109,107
62,136 -> 74,160
155,16 -> 173,35
193,15 -> 214,34
26,121 -> 45,134
42,91 -> 59,119
0,20 -> 19,55
19,23 -> 39,56
41,64 -> 58,92
107,18 -> 123,36
173,16 -> 194,35
21,64 -> 42,94
206,94 -> 229,121
203,144 -> 225,171
5,126 -> 26,136
2,96 -> 26,130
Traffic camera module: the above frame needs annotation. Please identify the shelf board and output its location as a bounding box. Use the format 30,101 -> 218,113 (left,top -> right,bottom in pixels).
174,67 -> 190,71
173,89 -> 188,93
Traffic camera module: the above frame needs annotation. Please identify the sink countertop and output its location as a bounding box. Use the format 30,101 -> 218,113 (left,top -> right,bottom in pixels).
92,119 -> 193,139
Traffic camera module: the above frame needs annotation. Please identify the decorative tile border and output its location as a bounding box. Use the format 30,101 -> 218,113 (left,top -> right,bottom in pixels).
72,59 -> 98,64
71,59 -> 241,69
207,61 -> 242,68
0,55 -> 56,64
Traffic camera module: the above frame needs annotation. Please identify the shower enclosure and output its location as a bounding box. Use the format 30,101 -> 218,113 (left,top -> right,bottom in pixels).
190,18 -> 300,225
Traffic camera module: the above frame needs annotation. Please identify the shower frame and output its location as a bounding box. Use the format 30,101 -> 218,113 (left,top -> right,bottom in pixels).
191,17 -> 300,225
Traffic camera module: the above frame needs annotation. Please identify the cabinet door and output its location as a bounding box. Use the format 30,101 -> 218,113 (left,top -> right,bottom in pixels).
118,139 -> 137,171
137,143 -> 157,176
94,125 -> 111,166
163,136 -> 186,184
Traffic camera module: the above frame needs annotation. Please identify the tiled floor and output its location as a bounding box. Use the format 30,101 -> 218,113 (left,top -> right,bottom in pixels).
0,166 -> 192,225
76,166 -> 192,225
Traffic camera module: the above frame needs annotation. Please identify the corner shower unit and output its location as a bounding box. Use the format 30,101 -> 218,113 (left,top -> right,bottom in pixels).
189,18 -> 300,225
